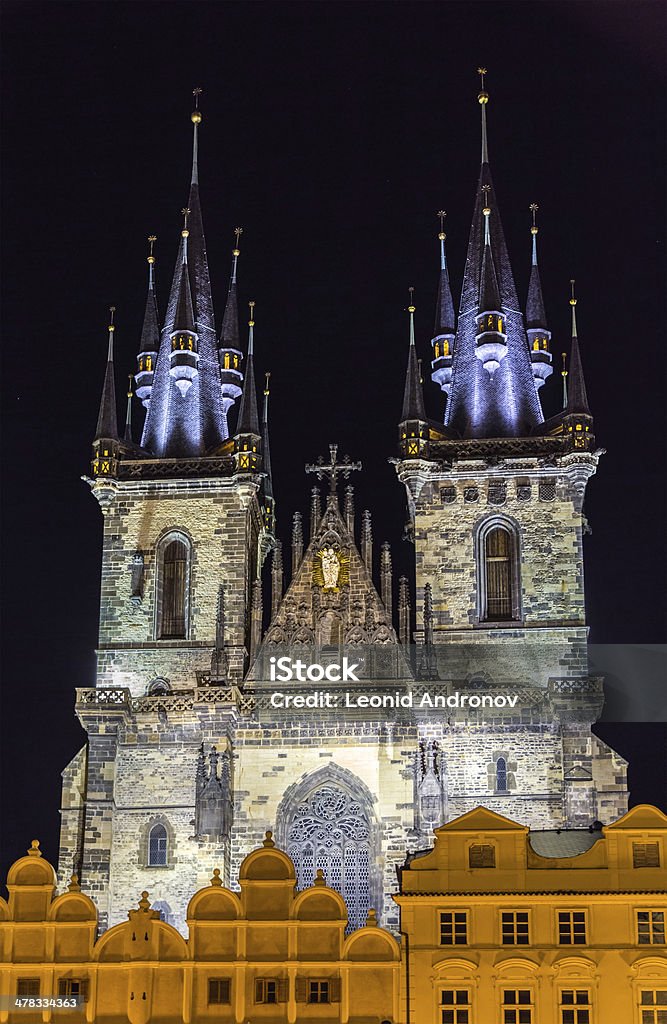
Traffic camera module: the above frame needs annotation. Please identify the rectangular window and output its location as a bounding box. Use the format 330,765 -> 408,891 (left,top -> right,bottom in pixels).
57,979 -> 88,1002
469,843 -> 495,868
441,988 -> 471,1024
308,980 -> 330,1004
501,911 -> 529,945
634,842 -> 661,868
255,979 -> 278,1004
637,911 -> 666,945
16,979 -> 40,997
559,989 -> 591,1024
640,989 -> 667,1024
208,978 -> 231,1005
440,911 -> 468,945
558,911 -> 587,945
503,989 -> 533,1024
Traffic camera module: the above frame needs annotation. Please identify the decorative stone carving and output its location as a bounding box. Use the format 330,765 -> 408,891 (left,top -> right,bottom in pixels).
516,481 -> 532,501
463,486 -> 479,503
440,485 -> 457,504
487,481 -> 506,505
195,745 -> 232,840
313,546 -> 350,592
539,478 -> 557,501
414,740 -> 446,833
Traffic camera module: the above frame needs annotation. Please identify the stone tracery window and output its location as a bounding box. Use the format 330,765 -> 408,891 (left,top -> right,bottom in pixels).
285,784 -> 371,933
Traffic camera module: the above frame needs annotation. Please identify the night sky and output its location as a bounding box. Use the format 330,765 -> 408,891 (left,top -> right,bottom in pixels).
1,1 -> 665,874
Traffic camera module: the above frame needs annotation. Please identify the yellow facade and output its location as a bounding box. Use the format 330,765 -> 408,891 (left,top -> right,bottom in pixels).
395,804 -> 667,1024
0,834 -> 399,1024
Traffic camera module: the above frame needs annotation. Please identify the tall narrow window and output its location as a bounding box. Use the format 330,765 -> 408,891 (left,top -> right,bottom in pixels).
485,527 -> 513,620
148,823 -> 168,866
159,539 -> 187,638
496,757 -> 508,793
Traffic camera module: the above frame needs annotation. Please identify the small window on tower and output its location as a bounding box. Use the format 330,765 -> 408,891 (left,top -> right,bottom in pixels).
158,537 -> 188,639
484,527 -> 514,621
148,823 -> 168,866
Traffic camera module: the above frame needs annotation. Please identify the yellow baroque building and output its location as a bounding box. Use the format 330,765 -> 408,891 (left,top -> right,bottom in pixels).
1,805 -> 666,1023
395,804 -> 667,1024
0,833 -> 400,1024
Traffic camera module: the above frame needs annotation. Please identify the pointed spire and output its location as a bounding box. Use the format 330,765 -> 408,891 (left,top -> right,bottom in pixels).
398,576 -> 411,646
566,281 -> 591,415
262,372 -> 273,497
135,235 -> 161,410
479,189 -> 502,313
124,375 -> 134,443
344,484 -> 355,535
401,290 -> 427,422
380,542 -> 393,620
477,67 -> 489,164
220,228 -> 242,349
95,307 -> 119,441
526,203 -> 547,328
361,510 -> 373,573
174,209 -> 196,333
250,577 -> 263,661
236,301 -> 261,436
561,351 -> 569,409
434,211 -> 456,336
310,486 -> 321,539
191,87 -> 202,185
271,540 -> 283,620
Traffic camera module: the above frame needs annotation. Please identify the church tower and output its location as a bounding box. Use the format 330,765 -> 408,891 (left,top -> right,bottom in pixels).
396,71 -> 625,832
60,80 -> 627,938
59,96 -> 275,929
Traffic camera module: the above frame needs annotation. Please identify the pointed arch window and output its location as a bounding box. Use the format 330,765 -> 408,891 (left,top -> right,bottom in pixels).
476,518 -> 521,624
148,823 -> 168,866
156,532 -> 191,640
496,756 -> 508,793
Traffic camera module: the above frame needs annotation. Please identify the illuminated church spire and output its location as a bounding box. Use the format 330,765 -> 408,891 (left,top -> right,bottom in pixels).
95,307 -> 119,442
234,302 -> 262,472
262,372 -> 276,533
443,70 -> 544,438
399,290 -> 429,458
168,208 -> 200,396
219,228 -> 244,422
135,236 -> 160,410
566,281 -> 591,417
124,375 -> 134,443
525,203 -> 553,388
431,211 -> 456,396
140,92 -> 228,457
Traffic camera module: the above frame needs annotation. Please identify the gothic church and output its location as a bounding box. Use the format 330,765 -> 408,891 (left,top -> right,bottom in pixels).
58,83 -> 628,935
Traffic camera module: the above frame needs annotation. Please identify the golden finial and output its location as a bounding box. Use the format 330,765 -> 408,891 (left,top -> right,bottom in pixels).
191,86 -> 203,124
28,839 -> 42,857
127,374 -> 134,399
233,226 -> 243,257
138,891 -> 151,912
210,868 -> 222,887
181,207 -> 190,239
481,183 -> 491,217
408,285 -> 415,314
147,235 -> 157,264
109,306 -> 116,332
437,209 -> 446,241
68,874 -> 81,892
264,371 -> 271,397
262,830 -> 275,848
477,66 -> 489,103
561,352 -> 568,375
249,299 -> 255,327
570,278 -> 577,306
529,202 -> 539,235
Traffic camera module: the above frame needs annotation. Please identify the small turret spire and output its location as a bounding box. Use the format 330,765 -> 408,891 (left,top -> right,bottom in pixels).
262,371 -> 275,533
431,211 -> 456,396
169,211 -> 199,396
566,280 -> 591,415
525,203 -> 553,388
124,375 -> 134,443
191,87 -> 202,185
475,192 -> 507,377
219,228 -> 244,425
561,352 -> 568,409
135,236 -> 160,410
401,290 -> 427,422
235,301 -> 261,440
477,67 -> 489,164
95,307 -> 119,441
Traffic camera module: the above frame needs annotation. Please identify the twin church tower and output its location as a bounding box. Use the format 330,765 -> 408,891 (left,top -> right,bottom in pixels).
61,80 -> 627,934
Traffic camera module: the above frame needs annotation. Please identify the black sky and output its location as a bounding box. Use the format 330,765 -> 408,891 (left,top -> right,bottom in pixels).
1,1 -> 666,873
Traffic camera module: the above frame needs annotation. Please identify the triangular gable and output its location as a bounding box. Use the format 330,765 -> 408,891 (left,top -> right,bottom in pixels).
262,495 -> 397,649
434,806 -> 528,834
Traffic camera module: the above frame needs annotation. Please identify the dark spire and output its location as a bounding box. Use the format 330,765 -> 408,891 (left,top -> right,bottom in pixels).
401,291 -> 427,422
478,67 -> 489,165
135,236 -> 160,411
191,87 -> 202,185
174,210 -> 196,334
526,203 -> 547,328
478,190 -> 502,313
124,375 -> 134,443
262,372 -> 274,499
236,302 -> 261,435
434,211 -> 456,336
220,228 -> 242,349
566,281 -> 591,415
95,307 -> 119,441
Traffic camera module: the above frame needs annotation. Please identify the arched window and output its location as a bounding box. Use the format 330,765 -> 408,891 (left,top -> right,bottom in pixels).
496,756 -> 508,792
156,533 -> 190,639
484,526 -> 514,621
148,823 -> 168,866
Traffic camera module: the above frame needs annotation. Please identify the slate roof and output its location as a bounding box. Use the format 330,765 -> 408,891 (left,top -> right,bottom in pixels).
94,330 -> 119,441
528,828 -> 602,858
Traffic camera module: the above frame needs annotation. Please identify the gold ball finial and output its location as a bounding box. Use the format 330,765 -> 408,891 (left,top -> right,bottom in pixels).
570,278 -> 577,306
249,299 -> 256,327
529,202 -> 539,235
191,110 -> 202,124
408,285 -> 415,314
109,306 -> 116,331
147,235 -> 157,264
28,840 -> 42,857
477,67 -> 488,103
